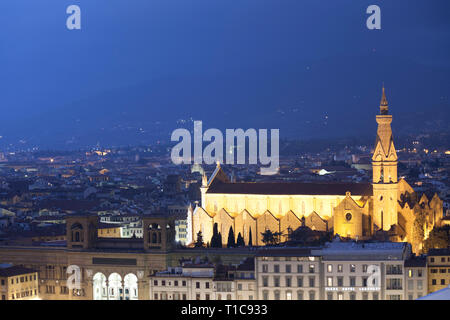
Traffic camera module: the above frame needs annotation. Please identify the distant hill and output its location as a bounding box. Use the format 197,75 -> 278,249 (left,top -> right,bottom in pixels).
1,55 -> 448,150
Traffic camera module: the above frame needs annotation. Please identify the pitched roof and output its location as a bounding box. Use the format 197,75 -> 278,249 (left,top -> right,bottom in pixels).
0,266 -> 37,277
207,181 -> 372,196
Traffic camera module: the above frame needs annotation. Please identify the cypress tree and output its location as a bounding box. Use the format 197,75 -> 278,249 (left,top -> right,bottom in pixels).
210,223 -> 221,248
248,228 -> 253,247
218,232 -> 222,248
227,226 -> 236,248
236,232 -> 245,247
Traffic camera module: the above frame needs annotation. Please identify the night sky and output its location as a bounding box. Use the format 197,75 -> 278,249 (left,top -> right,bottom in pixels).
0,0 -> 449,149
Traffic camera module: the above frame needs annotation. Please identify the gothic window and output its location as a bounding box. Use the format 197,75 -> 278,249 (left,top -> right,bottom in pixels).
345,213 -> 352,222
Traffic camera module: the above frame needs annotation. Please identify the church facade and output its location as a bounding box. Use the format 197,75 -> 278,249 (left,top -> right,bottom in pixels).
188,88 -> 444,253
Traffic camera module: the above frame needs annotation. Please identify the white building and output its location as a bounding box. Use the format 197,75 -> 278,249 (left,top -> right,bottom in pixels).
317,239 -> 412,300
255,248 -> 322,300
149,259 -> 256,300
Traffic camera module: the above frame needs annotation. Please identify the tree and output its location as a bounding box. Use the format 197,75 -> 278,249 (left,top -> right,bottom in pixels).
218,232 -> 222,247
248,228 -> 253,247
227,226 -> 236,248
261,229 -> 275,246
424,226 -> 450,253
412,211 -> 426,253
273,231 -> 282,244
236,232 -> 245,247
210,223 -> 221,248
194,231 -> 204,248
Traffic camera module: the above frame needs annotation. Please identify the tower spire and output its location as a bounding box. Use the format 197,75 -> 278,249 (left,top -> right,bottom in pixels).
380,84 -> 388,115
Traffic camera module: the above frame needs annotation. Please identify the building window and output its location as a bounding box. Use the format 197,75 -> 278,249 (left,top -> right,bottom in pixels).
362,293 -> 369,300
338,292 -> 344,300
417,280 -> 423,290
327,264 -> 333,273
350,293 -> 356,300
441,279 -> 446,285
327,292 -> 333,300
350,264 -> 356,273
373,292 -> 379,300
309,291 -> 315,300
274,276 -> 280,287
286,291 -> 292,300
286,265 -> 291,273
297,276 -> 303,287
262,276 -> 268,287
432,279 -> 437,285
309,265 -> 315,273
286,276 -> 292,287
387,278 -> 402,290
309,277 -> 315,287
337,264 -> 343,273
274,265 -> 280,273
386,264 -> 402,275
297,291 -> 303,300
327,277 -> 333,287
297,265 -> 303,273
408,269 -> 413,278
349,277 -> 356,287
262,291 -> 269,300
362,277 -> 368,287
196,282 -> 200,289
273,290 -> 280,300
362,265 -> 368,273
262,264 -> 268,273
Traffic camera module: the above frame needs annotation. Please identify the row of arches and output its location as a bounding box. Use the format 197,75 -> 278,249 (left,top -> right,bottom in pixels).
93,272 -> 138,300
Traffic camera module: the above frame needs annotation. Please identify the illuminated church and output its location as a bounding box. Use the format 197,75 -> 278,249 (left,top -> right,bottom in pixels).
188,87 -> 444,253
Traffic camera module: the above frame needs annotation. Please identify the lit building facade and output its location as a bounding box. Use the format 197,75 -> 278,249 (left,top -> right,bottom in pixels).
404,256 -> 427,300
0,266 -> 39,300
189,88 -> 444,253
148,262 -> 256,300
319,240 -> 411,300
427,249 -> 450,294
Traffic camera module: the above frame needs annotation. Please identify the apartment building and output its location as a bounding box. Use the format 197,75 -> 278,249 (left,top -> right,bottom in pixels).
0,265 -> 39,300
318,240 -> 412,300
148,259 -> 256,300
255,248 -> 322,300
404,256 -> 427,300
427,248 -> 450,294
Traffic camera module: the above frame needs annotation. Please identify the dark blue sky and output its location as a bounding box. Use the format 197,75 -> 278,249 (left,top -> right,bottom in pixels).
0,0 -> 449,149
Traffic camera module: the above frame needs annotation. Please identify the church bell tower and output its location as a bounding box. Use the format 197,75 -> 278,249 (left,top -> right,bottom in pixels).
372,86 -> 398,231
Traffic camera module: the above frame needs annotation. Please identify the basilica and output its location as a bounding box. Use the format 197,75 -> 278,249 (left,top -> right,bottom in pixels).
188,87 -> 444,253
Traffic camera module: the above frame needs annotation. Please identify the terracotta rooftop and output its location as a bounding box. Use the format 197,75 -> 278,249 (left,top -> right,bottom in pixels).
0,266 -> 37,277
207,181 -> 372,196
